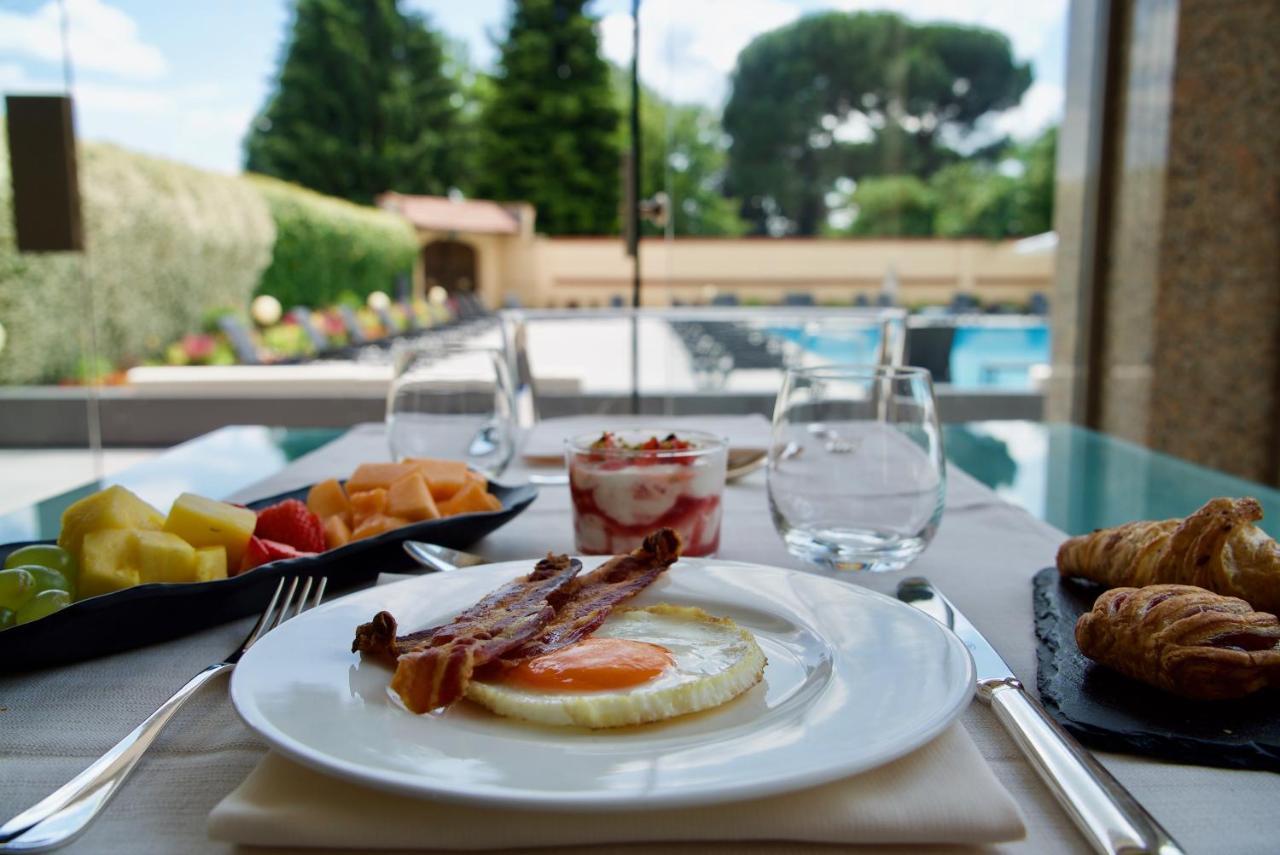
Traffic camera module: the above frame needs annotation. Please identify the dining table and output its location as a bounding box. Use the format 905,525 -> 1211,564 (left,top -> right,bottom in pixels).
2,419 -> 1278,854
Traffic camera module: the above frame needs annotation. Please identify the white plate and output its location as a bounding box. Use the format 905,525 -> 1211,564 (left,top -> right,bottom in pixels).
231,558 -> 974,810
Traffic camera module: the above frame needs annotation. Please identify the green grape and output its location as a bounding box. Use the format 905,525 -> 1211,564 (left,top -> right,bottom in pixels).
16,589 -> 70,625
0,607 -> 14,630
0,568 -> 36,611
4,544 -> 77,581
12,565 -> 74,599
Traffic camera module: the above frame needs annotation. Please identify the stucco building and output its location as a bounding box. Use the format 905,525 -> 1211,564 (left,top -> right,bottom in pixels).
380,192 -> 1054,310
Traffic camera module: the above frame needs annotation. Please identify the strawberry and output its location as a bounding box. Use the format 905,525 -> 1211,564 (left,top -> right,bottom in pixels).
254,499 -> 326,553
239,536 -> 315,574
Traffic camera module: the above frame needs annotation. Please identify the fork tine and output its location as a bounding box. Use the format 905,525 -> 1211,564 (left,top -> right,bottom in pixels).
291,577 -> 314,620
243,578 -> 286,651
270,577 -> 300,632
311,577 -> 328,610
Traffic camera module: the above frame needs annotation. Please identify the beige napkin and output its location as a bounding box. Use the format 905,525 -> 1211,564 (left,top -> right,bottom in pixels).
208,723 -> 1023,850
520,414 -> 773,463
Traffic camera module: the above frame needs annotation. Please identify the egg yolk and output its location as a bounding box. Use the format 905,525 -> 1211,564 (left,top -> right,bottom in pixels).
505,638 -> 674,691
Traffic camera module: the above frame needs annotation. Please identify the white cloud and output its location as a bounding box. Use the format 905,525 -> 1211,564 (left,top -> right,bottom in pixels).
2,62 -> 247,173
599,0 -> 1066,120
0,0 -> 167,81
0,63 -> 27,88
600,0 -> 799,105
990,80 -> 1063,139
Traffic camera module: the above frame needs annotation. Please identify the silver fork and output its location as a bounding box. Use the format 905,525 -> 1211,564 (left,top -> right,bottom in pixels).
0,576 -> 327,853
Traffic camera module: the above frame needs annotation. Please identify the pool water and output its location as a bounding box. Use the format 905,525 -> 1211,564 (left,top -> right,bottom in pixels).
949,326 -> 1050,389
769,324 -> 1050,390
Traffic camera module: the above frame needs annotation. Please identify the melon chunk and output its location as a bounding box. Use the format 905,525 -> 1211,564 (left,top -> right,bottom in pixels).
135,530 -> 197,584
193,546 -> 228,582
351,514 -> 408,541
437,479 -> 492,516
407,458 -> 470,501
386,472 -> 440,522
80,530 -> 141,599
345,463 -> 417,494
306,479 -> 350,524
58,486 -> 165,561
324,515 -> 352,549
348,489 -> 389,527
163,493 -> 257,569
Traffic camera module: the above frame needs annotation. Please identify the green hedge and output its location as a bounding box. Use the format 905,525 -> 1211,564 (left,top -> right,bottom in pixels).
0,134 -> 275,384
248,174 -> 417,308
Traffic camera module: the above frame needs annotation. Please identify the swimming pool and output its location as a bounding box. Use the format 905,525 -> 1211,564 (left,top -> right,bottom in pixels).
769,323 -> 1050,390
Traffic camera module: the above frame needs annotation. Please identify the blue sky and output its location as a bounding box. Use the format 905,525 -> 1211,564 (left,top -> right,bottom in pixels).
0,0 -> 1066,174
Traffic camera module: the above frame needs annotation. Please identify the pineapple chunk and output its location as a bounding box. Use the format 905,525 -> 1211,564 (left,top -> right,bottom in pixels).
135,531 -> 197,584
162,493 -> 257,568
58,485 -> 164,561
386,472 -> 440,522
193,546 -> 228,582
80,529 -> 141,599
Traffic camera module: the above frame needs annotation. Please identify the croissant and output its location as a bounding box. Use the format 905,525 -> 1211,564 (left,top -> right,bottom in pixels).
1057,497 -> 1280,615
1075,584 -> 1280,699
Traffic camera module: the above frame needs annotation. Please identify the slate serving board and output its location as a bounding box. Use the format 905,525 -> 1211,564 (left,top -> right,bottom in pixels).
1033,567 -> 1280,772
0,480 -> 537,673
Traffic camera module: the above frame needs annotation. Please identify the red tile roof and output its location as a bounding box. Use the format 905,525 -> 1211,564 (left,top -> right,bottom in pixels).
378,192 -> 521,235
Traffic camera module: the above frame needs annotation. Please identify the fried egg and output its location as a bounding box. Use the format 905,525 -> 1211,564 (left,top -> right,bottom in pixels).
464,604 -> 767,728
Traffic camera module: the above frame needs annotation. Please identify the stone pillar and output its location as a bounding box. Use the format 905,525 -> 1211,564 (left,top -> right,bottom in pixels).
1048,0 -> 1280,484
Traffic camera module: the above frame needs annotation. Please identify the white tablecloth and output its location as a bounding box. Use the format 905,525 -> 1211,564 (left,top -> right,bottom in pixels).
3,421 -> 1278,854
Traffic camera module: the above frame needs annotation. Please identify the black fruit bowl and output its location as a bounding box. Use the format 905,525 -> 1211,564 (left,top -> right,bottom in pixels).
0,480 -> 537,672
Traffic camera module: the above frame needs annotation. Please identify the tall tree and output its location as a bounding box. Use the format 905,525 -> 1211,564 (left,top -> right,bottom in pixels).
930,125 -> 1057,238
1014,126 -> 1057,235
647,101 -> 746,236
833,124 -> 1058,238
478,0 -> 620,235
847,176 -> 936,237
723,11 -> 1031,235
244,0 -> 461,204
609,66 -> 745,236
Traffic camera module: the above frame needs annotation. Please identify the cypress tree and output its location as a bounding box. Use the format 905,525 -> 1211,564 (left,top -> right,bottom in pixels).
244,0 -> 462,204
479,0 -> 620,235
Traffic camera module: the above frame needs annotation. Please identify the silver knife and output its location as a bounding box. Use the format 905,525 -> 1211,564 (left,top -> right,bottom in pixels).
897,577 -> 1184,855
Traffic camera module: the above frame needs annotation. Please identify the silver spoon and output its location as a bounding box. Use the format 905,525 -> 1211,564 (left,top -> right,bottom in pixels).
402,540 -> 486,572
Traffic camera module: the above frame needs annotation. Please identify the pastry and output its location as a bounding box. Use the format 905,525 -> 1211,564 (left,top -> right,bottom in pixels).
1075,584 -> 1280,699
1057,497 -> 1280,615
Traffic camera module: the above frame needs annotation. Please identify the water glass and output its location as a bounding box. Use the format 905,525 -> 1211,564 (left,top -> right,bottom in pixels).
386,341 -> 516,478
768,365 -> 945,572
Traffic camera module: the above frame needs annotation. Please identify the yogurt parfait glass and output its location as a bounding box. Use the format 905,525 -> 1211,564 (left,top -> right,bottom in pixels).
565,429 -> 729,557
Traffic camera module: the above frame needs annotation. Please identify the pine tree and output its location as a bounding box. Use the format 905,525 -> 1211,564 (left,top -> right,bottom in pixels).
478,0 -> 620,235
244,0 -> 462,204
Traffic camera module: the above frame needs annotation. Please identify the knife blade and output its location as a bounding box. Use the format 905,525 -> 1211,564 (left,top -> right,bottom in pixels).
897,576 -> 1017,683
897,577 -> 1184,855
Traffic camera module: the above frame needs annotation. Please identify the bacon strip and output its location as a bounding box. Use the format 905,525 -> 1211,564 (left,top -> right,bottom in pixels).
496,528 -> 683,665
353,554 -> 581,664
352,554 -> 582,712
353,529 -> 683,714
